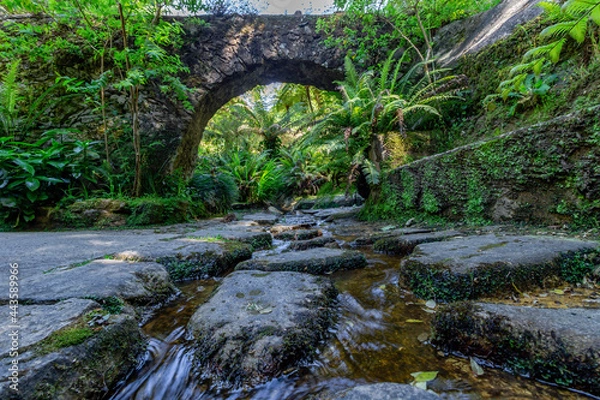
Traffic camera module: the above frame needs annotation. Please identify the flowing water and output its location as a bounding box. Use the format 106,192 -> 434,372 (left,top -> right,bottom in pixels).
109,218 -> 594,400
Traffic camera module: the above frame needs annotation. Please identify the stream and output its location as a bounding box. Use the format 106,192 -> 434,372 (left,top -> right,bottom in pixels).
109,216 -> 591,399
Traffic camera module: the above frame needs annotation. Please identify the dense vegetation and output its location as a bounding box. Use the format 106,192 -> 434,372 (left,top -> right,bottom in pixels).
1,0 -> 599,229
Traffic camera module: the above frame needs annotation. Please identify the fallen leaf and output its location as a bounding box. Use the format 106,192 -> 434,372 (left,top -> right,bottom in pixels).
417,333 -> 429,342
413,381 -> 427,390
421,307 -> 436,314
259,307 -> 273,314
406,319 -> 423,323
551,289 -> 564,295
470,357 -> 484,376
425,300 -> 437,309
379,284 -> 386,290
410,370 -> 438,382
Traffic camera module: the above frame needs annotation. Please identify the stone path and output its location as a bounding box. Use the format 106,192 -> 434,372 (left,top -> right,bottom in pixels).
433,302 -> 600,396
187,270 -> 337,388
401,233 -> 598,301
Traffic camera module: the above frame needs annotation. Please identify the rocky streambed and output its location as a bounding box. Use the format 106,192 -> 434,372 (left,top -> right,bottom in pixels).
2,203 -> 599,399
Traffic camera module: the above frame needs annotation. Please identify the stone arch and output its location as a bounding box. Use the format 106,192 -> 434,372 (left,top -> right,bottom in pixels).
158,14 -> 347,176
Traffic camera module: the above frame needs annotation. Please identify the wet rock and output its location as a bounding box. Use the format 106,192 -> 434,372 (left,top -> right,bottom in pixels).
327,382 -> 440,399
401,234 -> 598,302
1,313 -> 144,400
270,223 -> 315,235
186,225 -> 272,250
273,228 -> 321,241
373,230 -> 460,255
432,302 -> 600,396
0,259 -> 175,305
351,228 -> 433,247
114,238 -> 253,281
242,213 -> 280,225
235,248 -> 367,274
289,236 -> 338,251
0,299 -> 99,358
187,270 -> 337,389
312,206 -> 362,221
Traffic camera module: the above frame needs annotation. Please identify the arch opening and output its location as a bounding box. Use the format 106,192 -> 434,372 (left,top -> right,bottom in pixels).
172,60 -> 343,175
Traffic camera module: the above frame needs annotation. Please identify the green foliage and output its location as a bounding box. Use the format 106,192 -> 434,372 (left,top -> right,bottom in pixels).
497,0 -> 600,99
559,250 -> 599,284
187,172 -> 239,214
319,0 -> 502,67
126,196 -> 202,226
0,132 -> 103,226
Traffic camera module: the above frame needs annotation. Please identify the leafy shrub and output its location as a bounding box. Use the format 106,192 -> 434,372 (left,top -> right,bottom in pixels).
0,131 -> 103,226
126,196 -> 203,226
187,172 -> 239,214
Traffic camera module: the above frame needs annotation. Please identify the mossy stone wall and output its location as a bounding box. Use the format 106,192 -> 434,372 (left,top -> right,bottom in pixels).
368,107 -> 600,227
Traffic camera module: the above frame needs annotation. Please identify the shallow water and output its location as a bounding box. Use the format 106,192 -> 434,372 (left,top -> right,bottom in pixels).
109,221 -> 594,400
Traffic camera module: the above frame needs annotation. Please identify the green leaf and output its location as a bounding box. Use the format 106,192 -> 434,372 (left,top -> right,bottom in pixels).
410,370 -> 438,382
470,357 -> 485,376
25,177 -> 40,191
13,158 -> 34,175
0,197 -> 17,208
548,38 -> 566,63
569,17 -> 588,43
591,5 -> 600,26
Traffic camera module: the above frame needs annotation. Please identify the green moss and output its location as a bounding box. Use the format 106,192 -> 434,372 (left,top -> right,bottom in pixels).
559,249 -> 600,283
36,325 -> 95,355
432,302 -> 600,395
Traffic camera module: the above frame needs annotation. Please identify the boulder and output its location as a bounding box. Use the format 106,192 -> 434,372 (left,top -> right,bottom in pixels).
273,228 -> 322,241
235,248 -> 367,274
433,302 -> 600,396
373,230 -> 461,255
351,227 -> 433,247
1,313 -> 144,400
312,206 -> 362,221
401,234 -> 598,301
0,260 -> 175,305
187,270 -> 337,388
289,236 -> 338,251
242,213 -> 280,225
114,238 -> 253,281
187,225 -> 273,250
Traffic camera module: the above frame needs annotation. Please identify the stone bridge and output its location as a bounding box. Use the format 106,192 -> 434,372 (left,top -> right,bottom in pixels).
149,14 -> 351,176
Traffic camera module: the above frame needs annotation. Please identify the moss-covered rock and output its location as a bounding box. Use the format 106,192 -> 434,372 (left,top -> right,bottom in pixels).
235,248 -> 367,275
400,234 -> 598,302
432,302 -> 600,396
288,236 -> 338,251
187,270 -> 337,389
273,228 -> 322,241
1,312 -> 144,400
372,230 -> 460,255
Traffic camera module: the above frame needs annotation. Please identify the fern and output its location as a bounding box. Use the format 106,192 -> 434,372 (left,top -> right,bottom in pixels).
0,60 -> 20,136
497,0 -> 600,98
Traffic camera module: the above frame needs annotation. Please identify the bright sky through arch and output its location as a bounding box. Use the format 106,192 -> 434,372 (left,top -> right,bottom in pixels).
252,0 -> 336,14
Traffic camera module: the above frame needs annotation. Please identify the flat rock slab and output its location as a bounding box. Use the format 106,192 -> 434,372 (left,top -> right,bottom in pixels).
0,299 -> 98,358
186,226 -> 272,250
273,228 -> 321,241
114,238 -> 253,281
235,248 -> 367,274
270,223 -> 315,235
0,260 -> 175,305
373,230 -> 460,255
312,206 -> 362,221
401,234 -> 598,301
352,227 -> 433,246
242,213 -> 280,225
433,302 -> 600,396
187,270 -> 337,389
327,383 -> 440,400
1,314 -> 144,400
289,236 -> 338,251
